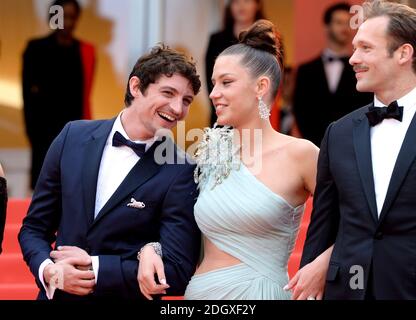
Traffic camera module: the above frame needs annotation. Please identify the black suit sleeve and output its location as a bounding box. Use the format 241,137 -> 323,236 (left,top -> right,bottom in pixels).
95,164 -> 200,298
158,164 -> 200,295
300,123 -> 340,267
18,123 -> 70,288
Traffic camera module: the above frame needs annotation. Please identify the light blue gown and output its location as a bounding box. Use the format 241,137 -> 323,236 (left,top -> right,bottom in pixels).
184,163 -> 305,300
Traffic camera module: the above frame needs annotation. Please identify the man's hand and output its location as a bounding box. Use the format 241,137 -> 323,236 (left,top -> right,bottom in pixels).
44,257 -> 95,296
137,245 -> 169,300
50,246 -> 92,270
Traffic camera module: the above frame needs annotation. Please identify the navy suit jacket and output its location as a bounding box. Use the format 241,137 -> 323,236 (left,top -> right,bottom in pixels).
19,119 -> 201,300
300,104 -> 416,299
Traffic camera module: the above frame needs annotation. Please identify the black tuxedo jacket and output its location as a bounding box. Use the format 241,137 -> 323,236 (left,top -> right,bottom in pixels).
18,119 -> 201,300
300,104 -> 416,299
293,55 -> 372,146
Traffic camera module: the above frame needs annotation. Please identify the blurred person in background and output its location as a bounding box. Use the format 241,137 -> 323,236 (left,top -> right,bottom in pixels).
293,2 -> 372,147
279,66 -> 301,136
205,0 -> 265,127
22,0 -> 95,190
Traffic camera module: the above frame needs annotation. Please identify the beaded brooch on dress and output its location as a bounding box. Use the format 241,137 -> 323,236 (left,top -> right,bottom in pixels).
193,124 -> 241,190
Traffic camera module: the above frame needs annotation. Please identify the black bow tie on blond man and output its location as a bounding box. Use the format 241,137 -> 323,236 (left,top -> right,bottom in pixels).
365,101 -> 404,127
112,131 -> 146,157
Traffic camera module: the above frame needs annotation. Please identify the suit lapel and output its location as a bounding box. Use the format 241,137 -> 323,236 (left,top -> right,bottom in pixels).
82,119 -> 116,226
353,107 -> 379,222
378,111 -> 416,223
90,138 -> 165,228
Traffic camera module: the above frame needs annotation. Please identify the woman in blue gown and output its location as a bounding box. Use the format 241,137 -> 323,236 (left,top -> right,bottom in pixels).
138,20 -> 323,300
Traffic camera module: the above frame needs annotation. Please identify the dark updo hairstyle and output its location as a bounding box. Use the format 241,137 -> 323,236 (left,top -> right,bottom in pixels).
218,19 -> 283,102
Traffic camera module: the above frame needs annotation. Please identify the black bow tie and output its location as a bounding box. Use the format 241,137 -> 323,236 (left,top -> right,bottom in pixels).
365,101 -> 404,127
323,55 -> 349,63
112,131 -> 146,157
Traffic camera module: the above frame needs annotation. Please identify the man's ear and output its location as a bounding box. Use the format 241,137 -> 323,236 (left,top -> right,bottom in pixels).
398,43 -> 414,66
129,76 -> 141,99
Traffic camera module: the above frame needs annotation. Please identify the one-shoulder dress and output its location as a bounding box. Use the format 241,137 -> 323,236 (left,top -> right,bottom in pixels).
184,161 -> 305,300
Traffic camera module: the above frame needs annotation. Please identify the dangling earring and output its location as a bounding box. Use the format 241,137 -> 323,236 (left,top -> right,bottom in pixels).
258,96 -> 270,120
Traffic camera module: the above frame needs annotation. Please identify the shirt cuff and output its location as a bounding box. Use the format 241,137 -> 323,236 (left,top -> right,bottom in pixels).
91,256 -> 99,284
39,259 -> 56,300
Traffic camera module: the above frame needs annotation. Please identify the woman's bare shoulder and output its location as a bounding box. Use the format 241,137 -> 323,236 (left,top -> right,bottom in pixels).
281,136 -> 319,161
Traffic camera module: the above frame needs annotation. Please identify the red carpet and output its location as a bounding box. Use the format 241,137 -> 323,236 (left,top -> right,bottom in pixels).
0,199 -> 37,299
288,197 -> 312,278
0,198 -> 312,300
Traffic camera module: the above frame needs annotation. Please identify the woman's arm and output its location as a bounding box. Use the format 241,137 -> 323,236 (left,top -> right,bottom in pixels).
285,132 -> 336,300
285,245 -> 333,300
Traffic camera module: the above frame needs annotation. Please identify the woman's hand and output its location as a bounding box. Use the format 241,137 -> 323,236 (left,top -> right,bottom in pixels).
285,246 -> 333,300
137,245 -> 170,300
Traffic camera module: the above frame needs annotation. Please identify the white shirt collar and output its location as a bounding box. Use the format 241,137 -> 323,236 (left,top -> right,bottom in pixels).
109,111 -> 157,151
322,48 -> 348,60
322,48 -> 336,57
374,86 -> 416,108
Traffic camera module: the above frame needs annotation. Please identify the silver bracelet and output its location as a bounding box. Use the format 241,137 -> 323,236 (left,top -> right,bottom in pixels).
137,242 -> 163,261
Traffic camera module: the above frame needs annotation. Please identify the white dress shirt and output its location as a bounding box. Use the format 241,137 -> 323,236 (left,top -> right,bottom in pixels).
371,87 -> 416,216
94,113 -> 155,217
322,48 -> 345,94
40,112 -> 156,299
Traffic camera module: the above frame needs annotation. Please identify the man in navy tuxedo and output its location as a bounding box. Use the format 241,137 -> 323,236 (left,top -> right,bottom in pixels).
18,44 -> 201,300
298,0 -> 416,299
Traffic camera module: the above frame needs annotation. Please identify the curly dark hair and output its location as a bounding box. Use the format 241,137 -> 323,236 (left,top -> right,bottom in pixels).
124,44 -> 201,107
